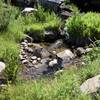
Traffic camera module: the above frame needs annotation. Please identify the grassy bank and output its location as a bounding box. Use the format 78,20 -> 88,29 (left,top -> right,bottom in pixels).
0,59 -> 100,100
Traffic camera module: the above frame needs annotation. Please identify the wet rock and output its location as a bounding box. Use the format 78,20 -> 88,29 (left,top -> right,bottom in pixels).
57,49 -> 75,64
76,47 -> 86,56
80,75 -> 100,94
0,62 -> 5,73
49,39 -> 64,50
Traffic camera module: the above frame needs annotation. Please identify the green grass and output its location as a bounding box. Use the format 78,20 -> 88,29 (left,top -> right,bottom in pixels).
0,59 -> 100,100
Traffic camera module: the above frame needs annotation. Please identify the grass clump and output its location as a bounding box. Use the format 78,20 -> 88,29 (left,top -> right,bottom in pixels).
66,12 -> 100,45
0,37 -> 20,83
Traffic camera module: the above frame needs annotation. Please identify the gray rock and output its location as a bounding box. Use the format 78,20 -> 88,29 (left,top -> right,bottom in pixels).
0,62 -> 5,73
76,47 -> 86,56
57,49 -> 75,64
80,75 -> 100,94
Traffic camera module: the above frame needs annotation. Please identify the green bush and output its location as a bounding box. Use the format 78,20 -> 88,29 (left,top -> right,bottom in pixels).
66,12 -> 100,45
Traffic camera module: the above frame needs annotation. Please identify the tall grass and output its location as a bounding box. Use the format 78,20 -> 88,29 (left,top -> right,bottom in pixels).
1,58 -> 100,99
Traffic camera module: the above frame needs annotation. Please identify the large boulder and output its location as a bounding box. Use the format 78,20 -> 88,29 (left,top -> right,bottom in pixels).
80,75 -> 100,94
57,49 -> 75,64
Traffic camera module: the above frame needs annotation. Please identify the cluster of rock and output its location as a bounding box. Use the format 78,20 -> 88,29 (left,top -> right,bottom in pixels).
20,39 -> 78,78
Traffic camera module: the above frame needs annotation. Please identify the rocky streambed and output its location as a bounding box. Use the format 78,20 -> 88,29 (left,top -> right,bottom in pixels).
19,39 -> 92,79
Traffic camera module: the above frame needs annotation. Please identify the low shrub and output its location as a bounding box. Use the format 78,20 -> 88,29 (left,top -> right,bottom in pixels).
66,12 -> 100,45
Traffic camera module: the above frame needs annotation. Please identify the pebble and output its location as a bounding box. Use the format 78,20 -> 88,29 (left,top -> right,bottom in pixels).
28,43 -> 33,47
24,40 -> 28,43
22,60 -> 28,64
27,48 -> 33,53
32,60 -> 37,65
21,42 -> 27,46
21,51 -> 26,55
37,58 -> 41,61
19,55 -> 25,60
52,51 -> 57,54
31,56 -> 37,60
49,59 -> 57,67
